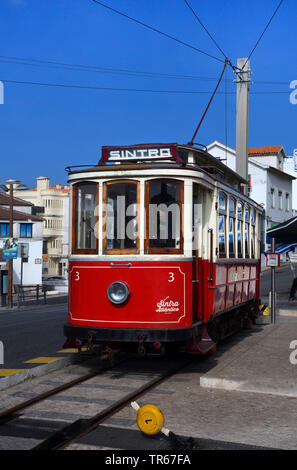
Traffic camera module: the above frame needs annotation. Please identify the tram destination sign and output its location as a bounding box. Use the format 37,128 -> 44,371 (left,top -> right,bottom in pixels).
100,143 -> 180,165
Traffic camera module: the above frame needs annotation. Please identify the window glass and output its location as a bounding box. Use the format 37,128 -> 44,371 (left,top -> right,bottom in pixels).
244,206 -> 250,257
229,197 -> 235,214
20,223 -> 32,238
251,225 -> 255,258
229,217 -> 235,256
237,201 -> 243,219
147,180 -> 182,251
219,192 -> 226,212
105,182 -> 138,251
0,223 -> 9,238
244,222 -> 249,257
74,183 -> 97,251
237,220 -> 243,258
218,192 -> 227,256
251,208 -> 255,225
219,215 -> 226,255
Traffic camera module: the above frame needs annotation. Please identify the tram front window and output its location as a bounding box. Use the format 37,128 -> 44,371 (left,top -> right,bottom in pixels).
146,180 -> 183,253
73,183 -> 98,253
104,181 -> 138,252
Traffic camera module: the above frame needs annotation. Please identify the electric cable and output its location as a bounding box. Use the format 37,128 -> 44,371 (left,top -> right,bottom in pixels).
241,0 -> 284,70
90,0 -> 225,64
188,58 -> 228,146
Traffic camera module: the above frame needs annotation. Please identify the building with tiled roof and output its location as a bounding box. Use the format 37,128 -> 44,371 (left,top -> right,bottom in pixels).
207,141 -> 295,259
0,194 -> 43,289
14,177 -> 70,277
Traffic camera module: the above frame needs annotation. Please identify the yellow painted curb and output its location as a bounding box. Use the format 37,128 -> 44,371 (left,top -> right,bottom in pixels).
0,369 -> 25,376
24,357 -> 63,364
57,348 -> 88,353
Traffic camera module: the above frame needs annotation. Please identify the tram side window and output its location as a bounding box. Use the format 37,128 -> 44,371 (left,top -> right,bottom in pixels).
237,201 -> 243,258
146,180 -> 183,253
245,206 -> 250,258
218,192 -> 227,258
251,208 -> 255,258
229,197 -> 236,258
73,183 -> 98,253
104,181 -> 138,253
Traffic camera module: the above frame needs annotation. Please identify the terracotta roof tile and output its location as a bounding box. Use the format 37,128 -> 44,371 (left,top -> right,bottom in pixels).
0,193 -> 33,206
0,206 -> 43,222
248,145 -> 283,156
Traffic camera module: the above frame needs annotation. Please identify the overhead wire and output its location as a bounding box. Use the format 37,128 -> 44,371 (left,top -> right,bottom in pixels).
182,0 -> 237,73
0,56 -> 225,81
89,0 -> 225,64
0,78 -> 289,95
0,55 -> 289,85
0,78 -> 232,94
241,0 -> 284,70
188,59 -> 228,145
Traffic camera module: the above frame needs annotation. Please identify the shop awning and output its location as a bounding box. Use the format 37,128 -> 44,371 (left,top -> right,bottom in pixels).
265,242 -> 297,254
267,216 -> 297,244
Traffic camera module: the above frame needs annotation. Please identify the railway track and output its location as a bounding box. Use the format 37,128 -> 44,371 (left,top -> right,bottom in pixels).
0,353 -> 195,451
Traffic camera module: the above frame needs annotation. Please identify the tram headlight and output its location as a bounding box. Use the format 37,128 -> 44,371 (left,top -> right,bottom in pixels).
107,281 -> 129,305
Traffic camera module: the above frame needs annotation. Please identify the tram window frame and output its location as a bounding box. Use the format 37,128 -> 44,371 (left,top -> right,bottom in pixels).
72,182 -> 99,255
251,208 -> 255,259
103,180 -> 140,255
244,205 -> 250,259
218,191 -> 227,259
145,178 -> 184,255
228,197 -> 236,258
237,201 -> 243,259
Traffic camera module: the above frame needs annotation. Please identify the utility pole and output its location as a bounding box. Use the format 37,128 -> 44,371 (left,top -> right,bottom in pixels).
8,181 -> 15,309
235,58 -> 252,195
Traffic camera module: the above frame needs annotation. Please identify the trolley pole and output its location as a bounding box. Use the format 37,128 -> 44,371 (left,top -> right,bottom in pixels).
271,237 -> 276,324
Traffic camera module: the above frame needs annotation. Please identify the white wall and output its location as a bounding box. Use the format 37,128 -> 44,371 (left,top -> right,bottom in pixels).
248,161 -> 267,208
266,171 -> 293,226
13,239 -> 43,285
207,141 -> 236,171
283,155 -> 297,212
249,155 -> 280,169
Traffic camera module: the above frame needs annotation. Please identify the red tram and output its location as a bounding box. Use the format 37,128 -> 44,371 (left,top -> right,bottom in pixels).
64,143 -> 263,355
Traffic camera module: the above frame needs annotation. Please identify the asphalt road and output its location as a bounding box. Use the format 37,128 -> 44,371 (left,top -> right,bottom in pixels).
0,301 -> 67,369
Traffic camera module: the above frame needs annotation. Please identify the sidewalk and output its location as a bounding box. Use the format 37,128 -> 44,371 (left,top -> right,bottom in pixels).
200,311 -> 297,398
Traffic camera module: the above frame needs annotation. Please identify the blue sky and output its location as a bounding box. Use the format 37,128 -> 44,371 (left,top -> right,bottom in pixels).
0,0 -> 296,187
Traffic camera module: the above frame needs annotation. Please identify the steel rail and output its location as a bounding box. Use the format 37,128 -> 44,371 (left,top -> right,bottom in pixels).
0,353 -> 129,424
33,357 -> 195,450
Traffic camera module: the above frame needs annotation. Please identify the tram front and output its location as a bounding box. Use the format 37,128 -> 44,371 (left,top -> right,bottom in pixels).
64,144 -> 198,354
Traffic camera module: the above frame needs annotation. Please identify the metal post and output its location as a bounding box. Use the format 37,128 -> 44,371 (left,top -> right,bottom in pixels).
8,183 -> 13,309
235,58 -> 252,195
20,254 -> 23,288
271,237 -> 276,324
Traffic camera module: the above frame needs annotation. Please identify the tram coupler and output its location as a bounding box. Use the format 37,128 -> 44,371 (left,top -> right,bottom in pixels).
138,335 -> 146,356
87,333 -> 95,353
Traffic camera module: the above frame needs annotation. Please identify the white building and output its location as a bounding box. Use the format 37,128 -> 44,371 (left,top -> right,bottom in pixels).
14,177 -> 70,277
0,194 -> 43,286
283,149 -> 297,214
207,142 -> 295,257
248,146 -> 294,229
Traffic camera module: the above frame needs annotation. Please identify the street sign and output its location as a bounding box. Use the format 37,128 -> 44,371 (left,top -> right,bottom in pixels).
2,238 -> 18,260
266,252 -> 280,268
